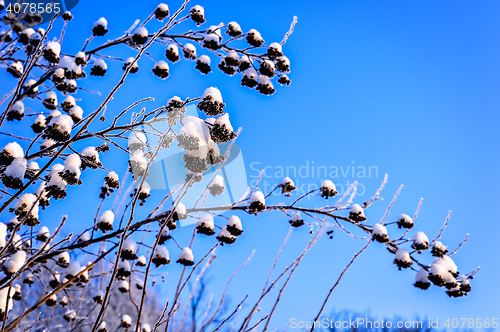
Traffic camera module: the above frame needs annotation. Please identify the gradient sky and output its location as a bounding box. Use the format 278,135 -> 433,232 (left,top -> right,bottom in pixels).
1,0 -> 499,330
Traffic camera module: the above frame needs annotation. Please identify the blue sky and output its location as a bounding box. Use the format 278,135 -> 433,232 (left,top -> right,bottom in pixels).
1,0 -> 499,330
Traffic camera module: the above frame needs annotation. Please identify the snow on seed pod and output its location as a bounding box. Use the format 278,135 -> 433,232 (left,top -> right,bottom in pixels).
155,3 -> 169,20
45,293 -> 57,306
75,51 -> 86,65
246,29 -> 264,47
431,241 -> 448,257
69,105 -> 83,123
196,214 -> 215,236
36,226 -> 50,242
183,43 -> 197,59
320,180 -> 338,199
209,114 -> 236,143
276,55 -> 290,73
412,231 -> 429,251
92,17 -> 108,36
278,177 -> 296,196
372,223 -> 389,243
195,55 -> 211,74
121,238 -> 137,260
62,11 -> 73,21
152,60 -> 169,79
81,146 -> 102,170
152,246 -> 170,267
165,44 -> 180,62
289,213 -> 304,228
43,41 -> 61,63
118,280 -> 129,293
218,58 -> 236,76
414,268 -> 431,290
97,321 -> 107,332
23,79 -> 38,97
11,193 -> 39,226
256,75 -> 275,95
96,210 -> 114,232
7,60 -> 24,78
259,60 -> 275,77
43,114 -> 73,142
349,203 -> 366,222
157,228 -> 171,245
393,248 -> 412,269
216,226 -> 236,245
190,5 -> 205,26
241,68 -> 258,88
132,26 -> 148,45
249,191 -> 265,213
0,142 -> 23,167
6,101 -> 24,121
117,260 -> 131,279
203,33 -> 220,50
197,87 -> 225,116
177,247 -> 194,266
1,158 -> 26,189
122,57 -> 139,73
277,74 -> 291,86
90,59 -> 107,76
238,55 -> 252,72
137,255 -> 147,267
208,175 -> 225,196
18,28 -> 35,45
227,21 -> 242,37
93,290 -> 104,304
3,251 -> 27,276
396,213 -> 414,229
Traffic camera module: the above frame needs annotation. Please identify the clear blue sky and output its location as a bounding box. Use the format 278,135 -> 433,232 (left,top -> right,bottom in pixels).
1,0 -> 499,330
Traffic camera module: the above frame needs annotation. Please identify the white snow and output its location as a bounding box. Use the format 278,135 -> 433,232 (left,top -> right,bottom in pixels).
81,146 -> 100,163
34,115 -> 45,126
130,150 -> 148,171
155,246 -> 169,259
218,226 -> 235,239
437,256 -> 458,275
4,157 -> 27,179
98,210 -> 114,227
47,163 -> 66,189
107,171 -> 119,181
119,280 -> 129,291
157,3 -> 168,12
215,113 -> 233,131
415,268 -> 429,282
154,60 -> 169,70
321,180 -> 335,190
167,44 -> 179,55
58,251 -> 70,264
399,213 -> 413,224
197,214 -> 214,229
250,191 -> 265,204
119,260 -> 131,272
170,202 -> 186,216
49,114 -> 74,135
4,250 -> 26,274
269,42 -> 282,53
94,59 -> 107,70
21,28 -> 35,39
198,55 -> 210,65
78,231 -> 90,242
69,105 -> 83,120
41,139 -> 56,149
58,56 -> 75,71
430,261 -> 446,276
0,223 -> 6,248
14,193 -> 39,219
228,216 -> 242,230
94,17 -> 108,28
64,154 -> 81,174
122,314 -> 132,325
280,177 -> 294,188
137,255 -> 146,265
128,132 -> 147,147
62,95 -> 76,108
248,29 -> 261,38
134,26 -> 148,37
37,226 -> 50,239
258,75 -> 273,86
123,238 -> 136,252
183,43 -> 196,56
204,33 -> 219,44
3,142 -> 24,159
75,51 -> 86,61
53,68 -> 65,79
27,161 -> 39,171
142,323 -> 152,332
0,286 -> 14,314
179,247 -> 194,262
9,61 -> 23,74
202,87 -> 223,103
433,241 -> 447,252
350,203 -> 364,216
210,175 -> 224,187
243,68 -> 258,80
395,248 -> 410,263
10,101 -> 24,115
226,50 -> 239,61
192,5 -> 204,15
412,231 -> 429,245
66,261 -> 81,278
373,223 -> 388,236
228,21 -> 242,33
46,41 -> 61,55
